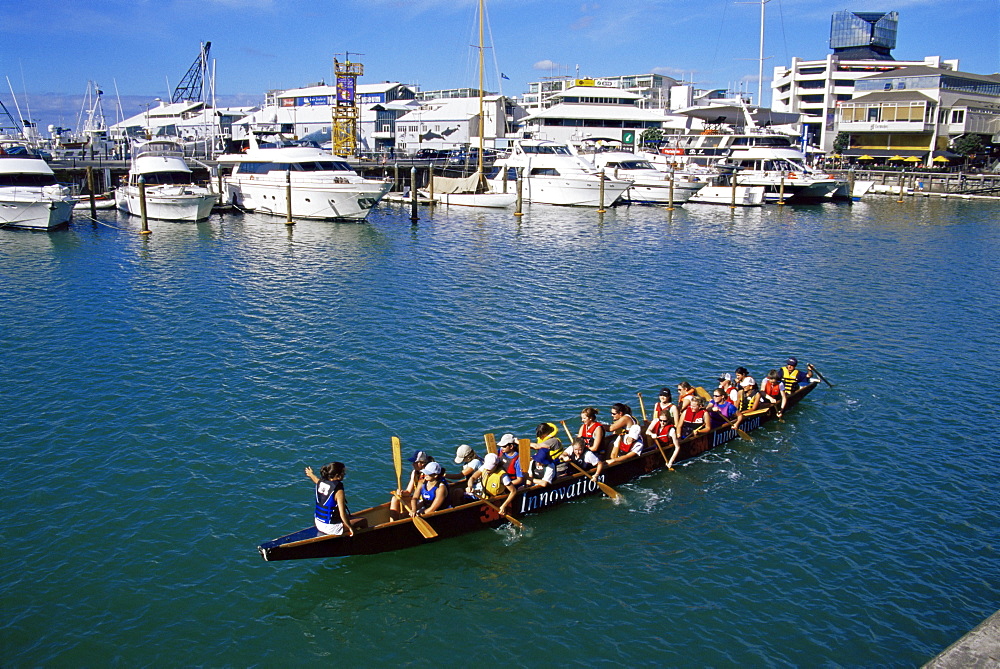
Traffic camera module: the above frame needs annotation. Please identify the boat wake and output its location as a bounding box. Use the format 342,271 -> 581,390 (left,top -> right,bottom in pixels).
498,523 -> 532,545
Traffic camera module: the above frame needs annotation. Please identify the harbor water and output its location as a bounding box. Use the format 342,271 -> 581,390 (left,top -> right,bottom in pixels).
1,197 -> 997,666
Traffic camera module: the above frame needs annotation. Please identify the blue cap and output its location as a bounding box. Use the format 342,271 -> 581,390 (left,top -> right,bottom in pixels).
408,450 -> 429,463
787,357 -> 798,366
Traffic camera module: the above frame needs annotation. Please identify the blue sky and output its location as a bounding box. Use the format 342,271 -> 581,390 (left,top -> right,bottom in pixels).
1,0 -> 997,132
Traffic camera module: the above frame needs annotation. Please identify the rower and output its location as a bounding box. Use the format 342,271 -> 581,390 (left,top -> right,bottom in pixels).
646,406 -> 681,468
497,434 -> 526,487
390,450 -> 434,519
680,395 -> 709,438
677,381 -> 697,411
577,407 -> 606,457
779,357 -> 810,416
707,388 -> 737,429
561,437 -> 605,478
761,369 -> 782,406
732,377 -> 762,431
452,444 -> 482,485
607,402 -> 639,453
607,423 -> 645,464
529,423 -> 561,487
465,453 -> 518,516
409,461 -> 450,517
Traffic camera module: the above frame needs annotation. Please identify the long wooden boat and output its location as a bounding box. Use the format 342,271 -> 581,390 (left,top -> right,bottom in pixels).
258,382 -> 817,561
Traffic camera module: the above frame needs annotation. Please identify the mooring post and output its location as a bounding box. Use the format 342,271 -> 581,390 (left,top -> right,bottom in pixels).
138,176 -> 150,235
514,168 -> 524,217
86,166 -> 97,219
410,166 -> 419,223
597,169 -> 607,213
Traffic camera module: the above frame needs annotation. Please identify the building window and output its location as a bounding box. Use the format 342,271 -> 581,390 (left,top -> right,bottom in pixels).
950,109 -> 965,124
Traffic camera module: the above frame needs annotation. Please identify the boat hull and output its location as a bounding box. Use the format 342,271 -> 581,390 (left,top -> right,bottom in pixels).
258,383 -> 817,561
0,195 -> 75,229
225,178 -> 391,220
688,185 -> 766,206
487,175 -> 630,207
116,187 -> 217,222
622,180 -> 704,205
434,191 -> 517,208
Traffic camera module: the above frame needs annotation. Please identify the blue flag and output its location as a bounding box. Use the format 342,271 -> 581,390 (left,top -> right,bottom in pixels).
501,72 -> 510,80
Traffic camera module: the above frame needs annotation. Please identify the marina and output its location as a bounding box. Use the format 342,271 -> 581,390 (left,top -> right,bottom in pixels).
2,0 -> 998,664
2,195 -> 997,665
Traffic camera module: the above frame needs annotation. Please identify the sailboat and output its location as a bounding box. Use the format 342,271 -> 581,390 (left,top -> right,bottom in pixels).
427,0 -> 516,208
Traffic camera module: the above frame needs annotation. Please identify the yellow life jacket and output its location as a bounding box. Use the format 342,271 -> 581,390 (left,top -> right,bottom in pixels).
484,469 -> 509,496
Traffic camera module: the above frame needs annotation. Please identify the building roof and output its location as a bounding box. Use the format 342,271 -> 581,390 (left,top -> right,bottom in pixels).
396,96 -> 506,122
859,65 -> 1000,83
275,82 -> 412,99
524,104 -> 672,123
849,91 -> 935,104
548,85 -> 644,101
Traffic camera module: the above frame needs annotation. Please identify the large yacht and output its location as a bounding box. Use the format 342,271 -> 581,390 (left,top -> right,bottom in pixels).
0,143 -> 75,230
487,139 -> 631,207
581,150 -> 705,205
217,140 -> 391,220
116,140 -> 217,221
644,104 -> 850,203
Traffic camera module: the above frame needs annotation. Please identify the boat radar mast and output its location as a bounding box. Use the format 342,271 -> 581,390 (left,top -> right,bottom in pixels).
332,53 -> 364,158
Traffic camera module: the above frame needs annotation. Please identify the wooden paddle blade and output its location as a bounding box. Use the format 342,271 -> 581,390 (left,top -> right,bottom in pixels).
696,386 -> 713,401
560,420 -> 574,442
412,514 -> 438,539
736,428 -> 753,441
636,392 -> 647,422
483,500 -> 524,528
391,436 -> 403,491
568,461 -> 620,500
518,438 -> 530,475
484,432 -> 497,455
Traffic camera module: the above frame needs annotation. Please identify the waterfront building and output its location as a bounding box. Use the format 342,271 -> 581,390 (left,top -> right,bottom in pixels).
230,82 -> 420,154
111,100 -> 257,155
521,73 -> 699,112
393,95 -> 526,154
771,10 -> 959,152
836,66 -> 1000,166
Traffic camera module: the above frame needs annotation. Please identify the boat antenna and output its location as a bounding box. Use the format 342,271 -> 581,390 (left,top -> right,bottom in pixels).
5,77 -> 27,140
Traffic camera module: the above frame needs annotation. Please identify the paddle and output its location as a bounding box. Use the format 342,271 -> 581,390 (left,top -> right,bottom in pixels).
391,436 -> 403,493
518,438 -> 531,479
807,363 -> 834,388
638,392 -> 672,466
559,420 -> 621,499
484,432 -> 497,455
390,491 -> 438,539
695,386 -> 713,401
567,461 -> 621,500
480,498 -> 524,529
390,436 -> 437,539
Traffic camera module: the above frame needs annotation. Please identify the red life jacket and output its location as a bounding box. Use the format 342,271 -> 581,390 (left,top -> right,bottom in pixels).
580,421 -> 603,449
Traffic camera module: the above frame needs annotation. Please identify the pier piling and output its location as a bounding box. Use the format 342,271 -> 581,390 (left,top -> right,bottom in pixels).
138,176 -> 150,235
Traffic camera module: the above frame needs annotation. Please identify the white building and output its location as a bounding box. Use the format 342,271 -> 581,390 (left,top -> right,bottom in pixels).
231,82 -> 420,153
394,95 -> 527,154
521,74 -> 695,112
771,10 -> 960,152
111,100 -> 256,153
835,65 -> 1000,166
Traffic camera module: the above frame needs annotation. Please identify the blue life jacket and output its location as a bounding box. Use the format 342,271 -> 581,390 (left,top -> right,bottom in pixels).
314,479 -> 344,524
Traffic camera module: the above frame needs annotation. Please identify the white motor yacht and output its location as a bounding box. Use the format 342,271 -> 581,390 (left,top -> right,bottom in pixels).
116,140 -> 217,221
0,144 -> 75,230
583,150 -> 705,205
722,146 -> 848,202
488,139 -> 630,207
218,140 -> 391,220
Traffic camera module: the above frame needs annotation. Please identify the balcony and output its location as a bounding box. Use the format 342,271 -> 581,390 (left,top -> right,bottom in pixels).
838,120 -> 933,133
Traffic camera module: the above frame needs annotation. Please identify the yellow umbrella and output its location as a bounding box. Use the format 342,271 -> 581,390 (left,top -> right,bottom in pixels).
889,155 -> 905,161
904,156 -> 921,162
933,155 -> 950,163
858,155 -> 874,160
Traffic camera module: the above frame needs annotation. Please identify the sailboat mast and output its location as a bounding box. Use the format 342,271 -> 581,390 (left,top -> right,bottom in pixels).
757,0 -> 768,106
477,0 -> 485,177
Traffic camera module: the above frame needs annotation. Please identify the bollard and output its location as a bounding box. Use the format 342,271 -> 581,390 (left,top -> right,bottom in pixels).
393,163 -> 399,192
667,173 -> 675,211
502,167 -> 508,194
848,169 -> 855,199
410,166 -> 419,223
778,176 -> 785,205
597,169 -> 606,213
897,174 -> 904,203
514,167 -> 524,217
217,170 -> 224,204
428,165 -> 435,206
86,166 -> 97,219
138,175 -> 150,235
730,173 -> 738,208
285,169 -> 294,225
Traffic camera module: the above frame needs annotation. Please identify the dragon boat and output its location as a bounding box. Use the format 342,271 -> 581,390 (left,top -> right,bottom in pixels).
258,382 -> 818,561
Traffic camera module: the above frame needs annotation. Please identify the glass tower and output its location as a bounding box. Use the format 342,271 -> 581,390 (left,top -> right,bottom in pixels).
829,11 -> 898,59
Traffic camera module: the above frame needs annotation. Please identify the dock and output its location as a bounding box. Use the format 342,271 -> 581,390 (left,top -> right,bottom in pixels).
923,610 -> 1000,668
